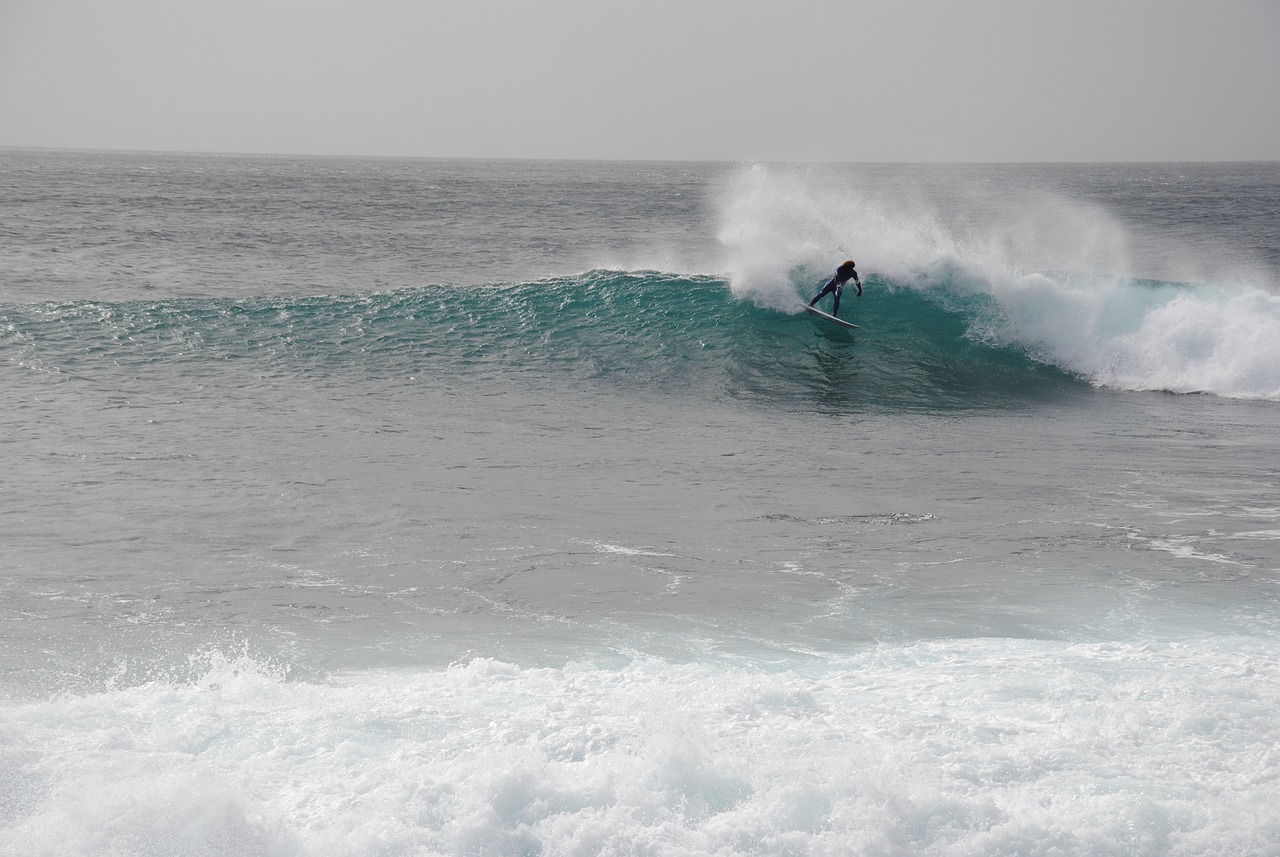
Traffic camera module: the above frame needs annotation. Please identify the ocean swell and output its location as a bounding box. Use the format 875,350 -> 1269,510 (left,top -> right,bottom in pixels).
4,267 -> 1276,408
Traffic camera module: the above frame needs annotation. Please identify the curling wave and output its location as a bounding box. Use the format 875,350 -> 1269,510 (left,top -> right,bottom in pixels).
3,267 -> 1276,412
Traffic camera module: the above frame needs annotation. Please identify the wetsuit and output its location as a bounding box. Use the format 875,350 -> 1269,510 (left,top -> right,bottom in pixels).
809,261 -> 862,317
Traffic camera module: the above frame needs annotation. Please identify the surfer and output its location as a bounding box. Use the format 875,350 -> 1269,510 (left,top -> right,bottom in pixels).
809,260 -> 862,318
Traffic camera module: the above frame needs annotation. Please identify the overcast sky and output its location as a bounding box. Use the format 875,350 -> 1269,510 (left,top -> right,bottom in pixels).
2,0 -> 1277,162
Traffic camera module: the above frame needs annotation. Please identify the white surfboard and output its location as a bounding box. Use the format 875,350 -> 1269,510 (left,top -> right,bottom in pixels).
802,303 -> 859,329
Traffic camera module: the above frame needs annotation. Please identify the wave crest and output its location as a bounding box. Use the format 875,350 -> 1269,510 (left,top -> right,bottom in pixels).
4,266 -> 1276,407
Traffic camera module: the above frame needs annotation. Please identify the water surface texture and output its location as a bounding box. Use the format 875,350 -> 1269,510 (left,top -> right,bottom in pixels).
3,151 -> 1279,856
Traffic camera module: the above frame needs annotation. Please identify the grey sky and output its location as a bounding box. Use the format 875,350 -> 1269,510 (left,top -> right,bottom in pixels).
2,0 -> 1277,162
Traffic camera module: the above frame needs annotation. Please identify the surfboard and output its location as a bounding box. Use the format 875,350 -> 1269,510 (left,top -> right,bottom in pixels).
802,303 -> 859,329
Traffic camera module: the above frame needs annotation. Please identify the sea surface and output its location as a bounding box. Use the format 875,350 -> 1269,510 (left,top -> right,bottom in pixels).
2,150 -> 1279,856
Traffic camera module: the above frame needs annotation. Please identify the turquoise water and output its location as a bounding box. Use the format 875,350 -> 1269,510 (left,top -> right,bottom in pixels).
12,261 -> 1275,411
3,270 -> 1084,409
2,151 -> 1279,856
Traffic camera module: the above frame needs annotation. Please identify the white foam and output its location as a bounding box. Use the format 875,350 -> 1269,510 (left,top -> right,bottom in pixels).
1232,530 -> 1280,541
581,540 -> 678,558
1089,287 -> 1280,398
4,641 -> 1279,856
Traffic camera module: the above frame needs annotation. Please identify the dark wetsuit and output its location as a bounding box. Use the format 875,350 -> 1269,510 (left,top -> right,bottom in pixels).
809,261 -> 862,317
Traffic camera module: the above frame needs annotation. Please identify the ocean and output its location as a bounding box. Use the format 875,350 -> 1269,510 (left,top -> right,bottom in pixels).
2,150 -> 1278,856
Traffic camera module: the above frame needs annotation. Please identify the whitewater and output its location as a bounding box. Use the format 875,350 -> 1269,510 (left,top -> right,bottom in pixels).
1,151 -> 1279,856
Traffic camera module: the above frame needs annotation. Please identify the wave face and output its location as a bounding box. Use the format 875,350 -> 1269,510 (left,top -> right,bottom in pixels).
6,265 -> 1277,412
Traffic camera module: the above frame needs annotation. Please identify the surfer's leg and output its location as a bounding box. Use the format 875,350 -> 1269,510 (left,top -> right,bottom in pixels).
832,287 -> 842,317
810,280 -> 836,307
